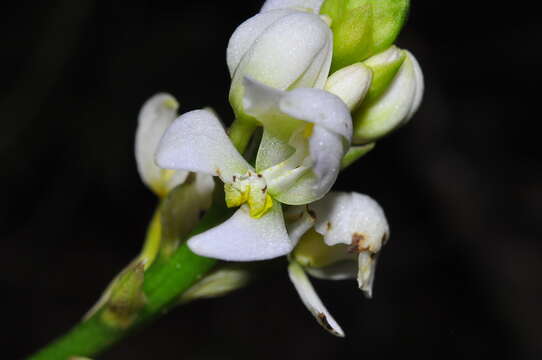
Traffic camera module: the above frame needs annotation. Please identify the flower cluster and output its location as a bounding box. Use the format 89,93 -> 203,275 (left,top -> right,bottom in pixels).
137,0 -> 423,336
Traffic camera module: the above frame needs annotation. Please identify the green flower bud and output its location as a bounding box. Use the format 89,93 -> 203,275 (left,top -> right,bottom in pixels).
178,265 -> 251,304
320,0 -> 410,71
352,46 -> 423,144
101,262 -> 147,329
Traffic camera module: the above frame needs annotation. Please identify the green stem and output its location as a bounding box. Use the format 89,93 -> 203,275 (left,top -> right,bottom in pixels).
28,119 -> 256,359
28,202 -> 233,360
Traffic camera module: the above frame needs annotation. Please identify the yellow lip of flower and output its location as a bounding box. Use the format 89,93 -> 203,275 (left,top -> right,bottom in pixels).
224,172 -> 273,219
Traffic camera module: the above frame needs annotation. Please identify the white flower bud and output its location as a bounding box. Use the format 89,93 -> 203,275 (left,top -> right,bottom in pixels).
353,47 -> 424,144
227,9 -> 333,121
261,0 -> 324,13
324,62 -> 372,111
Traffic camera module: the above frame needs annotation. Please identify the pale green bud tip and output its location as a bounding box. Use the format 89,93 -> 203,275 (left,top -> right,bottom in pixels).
101,262 -> 147,329
324,62 -> 372,111
352,48 -> 423,144
178,266 -> 251,304
320,0 -> 410,70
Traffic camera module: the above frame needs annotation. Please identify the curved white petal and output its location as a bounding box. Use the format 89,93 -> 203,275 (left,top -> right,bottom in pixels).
227,9 -> 295,78
264,125 -> 343,205
280,88 -> 352,140
187,201 -> 292,261
135,93 -> 188,195
308,126 -> 344,195
405,51 -> 424,121
155,109 -> 251,182
243,77 -> 304,141
325,63 -> 372,111
288,261 -> 344,337
230,11 -> 332,114
310,192 -> 389,250
357,252 -> 378,298
261,0 -> 324,13
255,130 -> 294,172
286,209 -> 316,246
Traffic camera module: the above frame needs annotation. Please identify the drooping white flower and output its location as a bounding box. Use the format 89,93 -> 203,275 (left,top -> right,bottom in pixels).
227,8 -> 333,120
155,78 -> 352,261
287,192 -> 389,336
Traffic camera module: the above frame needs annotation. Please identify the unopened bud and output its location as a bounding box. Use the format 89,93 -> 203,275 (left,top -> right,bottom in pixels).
324,63 -> 372,111
352,47 -> 423,144
227,9 -> 333,123
101,262 -> 147,329
320,0 -> 410,71
178,266 -> 251,304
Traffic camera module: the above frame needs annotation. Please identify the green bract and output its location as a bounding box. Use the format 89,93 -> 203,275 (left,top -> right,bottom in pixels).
320,0 -> 410,71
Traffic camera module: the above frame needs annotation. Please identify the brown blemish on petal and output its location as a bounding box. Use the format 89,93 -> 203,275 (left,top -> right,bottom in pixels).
305,205 -> 316,220
348,233 -> 369,253
184,172 -> 196,185
262,185 -> 267,193
326,221 -> 332,231
317,313 -> 333,332
232,175 -> 237,182
257,173 -> 262,178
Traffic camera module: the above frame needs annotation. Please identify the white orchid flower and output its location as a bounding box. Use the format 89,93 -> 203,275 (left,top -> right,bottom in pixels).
133,93 -> 214,261
155,78 -> 352,261
287,192 -> 389,336
135,93 -> 214,199
135,93 -> 188,197
227,7 -> 333,120
260,0 -> 324,13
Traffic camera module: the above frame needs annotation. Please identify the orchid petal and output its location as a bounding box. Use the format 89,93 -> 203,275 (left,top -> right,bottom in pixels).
187,201 -> 292,261
227,9 -> 295,78
405,51 -> 424,121
357,252 -> 378,298
230,11 -> 332,115
310,192 -> 389,250
156,109 -> 251,183
280,87 -> 352,141
288,261 -> 345,337
286,208 -> 316,247
261,0 -> 325,13
135,93 -> 188,195
255,129 -> 294,172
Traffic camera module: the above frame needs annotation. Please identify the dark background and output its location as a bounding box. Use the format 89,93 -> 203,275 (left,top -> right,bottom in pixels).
2,1 -> 540,359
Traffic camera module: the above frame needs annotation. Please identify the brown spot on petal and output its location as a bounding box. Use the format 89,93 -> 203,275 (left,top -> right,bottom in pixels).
348,233 -> 369,253
317,313 -> 333,332
306,206 -> 316,220
326,221 -> 332,231
262,185 -> 267,193
257,173 -> 262,178
232,175 -> 237,182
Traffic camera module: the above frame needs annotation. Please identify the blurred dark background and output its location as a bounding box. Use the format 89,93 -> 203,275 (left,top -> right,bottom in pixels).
1,1 -> 540,359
